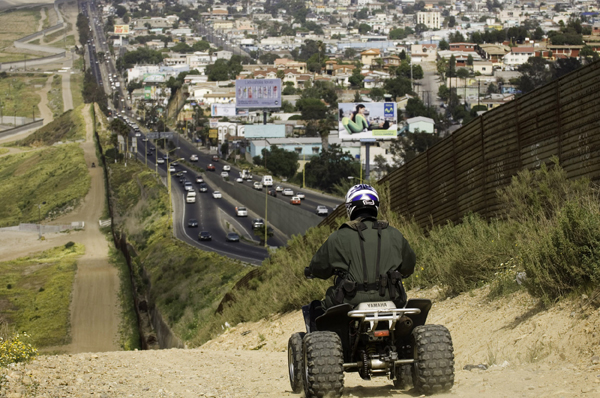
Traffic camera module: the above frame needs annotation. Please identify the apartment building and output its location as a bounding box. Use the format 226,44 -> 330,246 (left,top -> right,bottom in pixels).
416,11 -> 441,30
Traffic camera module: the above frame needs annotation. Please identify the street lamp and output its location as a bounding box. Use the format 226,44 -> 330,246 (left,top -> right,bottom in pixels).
165,147 -> 181,229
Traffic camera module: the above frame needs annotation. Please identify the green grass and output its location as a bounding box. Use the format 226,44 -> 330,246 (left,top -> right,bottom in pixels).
41,7 -> 50,30
108,245 -> 141,350
70,72 -> 84,109
48,35 -> 75,48
100,117 -> 247,344
0,243 -> 83,347
0,148 -> 8,156
47,74 -> 63,116
16,105 -> 85,147
187,160 -> 600,345
0,74 -> 45,119
42,28 -> 66,44
0,143 -> 90,227
0,9 -> 40,50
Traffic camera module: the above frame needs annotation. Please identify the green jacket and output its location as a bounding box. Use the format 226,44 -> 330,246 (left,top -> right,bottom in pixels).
309,217 -> 416,309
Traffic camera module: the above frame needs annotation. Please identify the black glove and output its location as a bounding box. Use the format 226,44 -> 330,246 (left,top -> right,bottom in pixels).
304,267 -> 313,279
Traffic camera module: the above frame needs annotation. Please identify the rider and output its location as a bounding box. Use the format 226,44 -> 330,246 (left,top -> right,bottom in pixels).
307,184 -> 415,310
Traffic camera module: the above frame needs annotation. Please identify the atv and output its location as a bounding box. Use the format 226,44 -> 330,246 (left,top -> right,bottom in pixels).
288,273 -> 455,397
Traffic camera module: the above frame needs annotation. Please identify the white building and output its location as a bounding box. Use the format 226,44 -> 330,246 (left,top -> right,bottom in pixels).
416,11 -> 441,30
502,47 -> 535,68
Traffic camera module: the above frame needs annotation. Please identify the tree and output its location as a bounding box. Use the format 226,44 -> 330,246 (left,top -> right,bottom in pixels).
253,145 -> 299,179
580,45 -> 600,62
304,144 -> 360,192
467,54 -> 474,66
282,82 -> 296,95
369,87 -> 385,102
438,39 -> 450,51
438,84 -> 450,102
348,68 -> 364,88
517,56 -> 551,94
486,83 -> 499,94
456,68 -> 470,79
344,48 -> 357,60
389,129 -> 442,166
373,154 -> 388,177
127,81 -> 143,95
115,5 -> 127,18
447,16 -> 456,28
296,97 -> 328,121
383,76 -> 413,99
358,23 -> 372,34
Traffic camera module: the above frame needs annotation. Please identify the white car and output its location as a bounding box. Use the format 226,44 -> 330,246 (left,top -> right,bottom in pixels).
275,185 -> 283,192
235,177 -> 243,183
253,181 -> 263,190
221,171 -> 229,178
212,191 -> 222,199
169,166 -> 176,173
190,154 -> 199,162
156,158 -> 165,164
316,205 -> 329,216
184,182 -> 194,192
282,188 -> 294,196
223,165 -> 231,171
196,176 -> 204,183
236,206 -> 247,217
142,137 -> 148,142
296,192 -> 306,199
135,132 -> 141,137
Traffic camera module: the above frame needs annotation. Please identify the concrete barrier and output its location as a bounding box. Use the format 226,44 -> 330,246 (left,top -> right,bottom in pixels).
202,171 -> 323,238
0,52 -> 66,70
0,119 -> 43,139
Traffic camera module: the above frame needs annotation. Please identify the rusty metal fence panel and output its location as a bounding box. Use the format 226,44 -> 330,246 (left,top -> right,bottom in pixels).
319,60 -> 600,230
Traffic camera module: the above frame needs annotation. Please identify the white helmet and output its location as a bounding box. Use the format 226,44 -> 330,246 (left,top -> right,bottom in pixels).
345,184 -> 379,220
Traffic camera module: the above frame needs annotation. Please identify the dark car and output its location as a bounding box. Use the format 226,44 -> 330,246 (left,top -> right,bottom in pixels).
179,176 -> 187,183
268,188 -> 277,197
187,218 -> 198,227
147,151 -> 153,156
198,183 -> 208,192
171,161 -> 179,166
226,232 -> 240,242
174,171 -> 184,177
198,231 -> 212,241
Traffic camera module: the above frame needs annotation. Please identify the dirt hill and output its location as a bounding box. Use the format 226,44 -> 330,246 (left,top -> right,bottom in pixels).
1,286 -> 599,397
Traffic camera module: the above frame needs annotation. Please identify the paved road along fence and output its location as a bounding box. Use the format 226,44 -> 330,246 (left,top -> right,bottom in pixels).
321,60 -> 600,230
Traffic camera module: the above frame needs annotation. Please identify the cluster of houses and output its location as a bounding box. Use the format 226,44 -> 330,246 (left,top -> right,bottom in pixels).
98,0 -> 600,171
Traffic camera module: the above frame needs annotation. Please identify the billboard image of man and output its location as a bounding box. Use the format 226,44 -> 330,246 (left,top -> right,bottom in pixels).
338,102 -> 397,141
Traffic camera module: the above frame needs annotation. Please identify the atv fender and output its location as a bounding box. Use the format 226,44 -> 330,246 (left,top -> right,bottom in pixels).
405,299 -> 432,328
315,303 -> 354,363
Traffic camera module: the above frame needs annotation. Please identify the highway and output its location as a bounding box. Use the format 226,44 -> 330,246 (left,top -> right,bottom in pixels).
82,0 -> 344,264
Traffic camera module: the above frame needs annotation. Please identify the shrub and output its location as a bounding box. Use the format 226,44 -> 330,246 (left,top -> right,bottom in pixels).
0,332 -> 38,367
519,199 -> 600,302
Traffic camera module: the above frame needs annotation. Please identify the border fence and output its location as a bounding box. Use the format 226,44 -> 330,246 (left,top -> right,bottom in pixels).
320,60 -> 600,229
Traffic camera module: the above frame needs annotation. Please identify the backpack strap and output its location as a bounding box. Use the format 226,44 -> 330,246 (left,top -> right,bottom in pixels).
356,223 -> 369,291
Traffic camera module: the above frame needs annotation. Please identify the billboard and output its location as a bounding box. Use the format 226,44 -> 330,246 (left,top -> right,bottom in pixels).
338,102 -> 398,141
235,78 -> 281,109
211,103 -> 249,117
114,25 -> 130,35
209,118 -> 219,128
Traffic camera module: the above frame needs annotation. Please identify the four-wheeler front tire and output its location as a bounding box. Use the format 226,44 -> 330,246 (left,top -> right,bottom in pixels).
288,332 -> 305,393
302,331 -> 344,398
412,324 -> 455,394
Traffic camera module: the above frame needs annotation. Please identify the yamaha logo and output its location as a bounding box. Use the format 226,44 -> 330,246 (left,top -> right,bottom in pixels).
362,200 -> 374,205
367,303 -> 389,308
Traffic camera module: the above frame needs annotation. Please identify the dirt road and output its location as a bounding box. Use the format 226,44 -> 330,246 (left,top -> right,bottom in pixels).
0,104 -> 120,354
2,286 -> 600,397
54,104 -> 120,353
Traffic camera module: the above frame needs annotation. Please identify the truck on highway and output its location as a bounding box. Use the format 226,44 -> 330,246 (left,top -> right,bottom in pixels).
186,191 -> 197,203
240,169 -> 253,180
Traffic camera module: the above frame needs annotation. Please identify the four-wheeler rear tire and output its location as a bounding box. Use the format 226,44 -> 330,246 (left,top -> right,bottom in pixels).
288,332 -> 305,393
302,331 -> 344,398
412,324 -> 455,394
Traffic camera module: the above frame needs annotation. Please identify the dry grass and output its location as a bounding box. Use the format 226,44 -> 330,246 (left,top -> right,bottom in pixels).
0,9 -> 41,50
